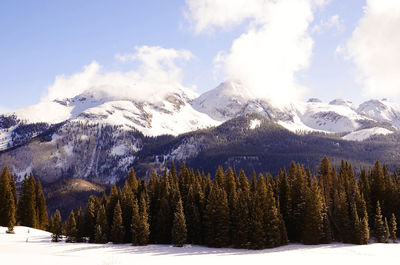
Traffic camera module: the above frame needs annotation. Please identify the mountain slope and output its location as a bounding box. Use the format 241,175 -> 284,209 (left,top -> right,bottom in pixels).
2,81 -> 400,184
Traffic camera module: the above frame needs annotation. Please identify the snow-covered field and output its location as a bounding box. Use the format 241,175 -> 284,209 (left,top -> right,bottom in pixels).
1,226 -> 400,265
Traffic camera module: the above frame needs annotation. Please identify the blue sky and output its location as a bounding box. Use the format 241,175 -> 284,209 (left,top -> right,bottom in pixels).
1,0 -> 398,112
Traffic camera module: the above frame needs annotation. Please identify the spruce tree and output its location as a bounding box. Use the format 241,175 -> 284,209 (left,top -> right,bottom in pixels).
52,210 -> 62,242
374,201 -> 386,243
137,195 -> 150,245
48,216 -> 54,233
65,211 -> 77,242
384,217 -> 390,243
17,174 -> 37,228
171,198 -> 187,247
111,201 -> 125,244
126,168 -> 139,195
121,184 -> 135,243
84,196 -> 97,242
263,181 -> 282,248
249,175 -> 267,249
204,184 -> 230,248
131,199 -> 141,245
35,179 -> 48,230
0,167 -> 16,232
389,213 -> 397,243
232,189 -> 250,248
107,184 -> 120,236
303,178 -> 324,245
94,204 -> 108,243
185,186 -> 202,244
360,214 -> 370,245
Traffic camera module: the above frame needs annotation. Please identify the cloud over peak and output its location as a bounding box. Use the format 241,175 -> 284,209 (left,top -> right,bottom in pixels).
345,0 -> 400,100
44,46 -> 194,103
184,0 -> 327,106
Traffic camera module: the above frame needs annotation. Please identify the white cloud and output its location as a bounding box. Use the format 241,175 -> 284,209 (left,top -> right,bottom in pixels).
43,46 -> 194,103
345,0 -> 400,99
184,0 -> 327,106
312,14 -> 344,34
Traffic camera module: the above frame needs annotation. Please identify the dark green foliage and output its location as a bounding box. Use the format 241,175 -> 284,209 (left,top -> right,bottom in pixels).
84,196 -> 97,242
95,204 -> 108,243
28,156 -> 400,249
137,195 -> 150,245
111,201 -> 125,244
65,211 -> 77,242
0,167 -> 16,232
204,184 -> 230,248
389,214 -> 397,243
171,198 -> 187,247
17,174 -> 37,228
52,210 -> 62,242
35,179 -> 48,230
384,218 -> 390,243
374,201 -> 386,243
303,178 -> 324,245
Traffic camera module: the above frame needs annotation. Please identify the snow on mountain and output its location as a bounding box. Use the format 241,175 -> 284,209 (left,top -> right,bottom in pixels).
294,100 -> 365,133
1,87 -> 220,141
3,80 -> 400,156
249,119 -> 261,130
193,81 -> 371,134
342,127 -> 394,142
357,99 -> 400,129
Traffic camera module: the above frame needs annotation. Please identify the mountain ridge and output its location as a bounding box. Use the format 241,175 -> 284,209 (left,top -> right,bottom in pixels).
1,81 -> 400,183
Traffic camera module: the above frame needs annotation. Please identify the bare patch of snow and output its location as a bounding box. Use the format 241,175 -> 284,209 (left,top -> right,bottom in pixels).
249,119 -> 261,130
111,144 -> 129,156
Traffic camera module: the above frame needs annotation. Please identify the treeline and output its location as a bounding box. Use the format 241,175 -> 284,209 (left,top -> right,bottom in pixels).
1,157 -> 399,249
0,168 -> 48,233
52,157 -> 399,248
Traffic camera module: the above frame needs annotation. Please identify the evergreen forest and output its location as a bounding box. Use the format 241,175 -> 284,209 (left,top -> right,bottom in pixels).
1,156 -> 399,249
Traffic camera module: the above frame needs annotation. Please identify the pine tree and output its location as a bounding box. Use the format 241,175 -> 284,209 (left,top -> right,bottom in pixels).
289,164 -> 307,242
303,178 -> 324,245
74,208 -> 85,242
65,211 -> 77,242
126,168 -> 139,195
185,186 -> 202,245
17,173 -> 37,228
263,181 -> 282,248
171,198 -> 187,247
374,201 -> 386,243
111,201 -> 125,244
0,167 -> 16,232
137,195 -> 150,245
204,184 -> 230,248
249,175 -> 267,249
232,188 -> 250,248
121,183 -> 135,243
95,204 -> 108,243
48,216 -> 54,233
107,184 -> 120,236
389,213 -> 397,243
52,210 -> 62,242
384,218 -> 390,243
84,196 -> 97,242
35,179 -> 48,230
131,199 -> 141,245
360,215 -> 370,245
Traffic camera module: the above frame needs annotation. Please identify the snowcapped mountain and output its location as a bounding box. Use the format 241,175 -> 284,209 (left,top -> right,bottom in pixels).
0,87 -> 220,152
193,80 -> 400,138
2,80 -> 400,183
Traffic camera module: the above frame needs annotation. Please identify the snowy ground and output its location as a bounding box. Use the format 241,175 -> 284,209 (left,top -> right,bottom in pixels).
1,226 -> 400,265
